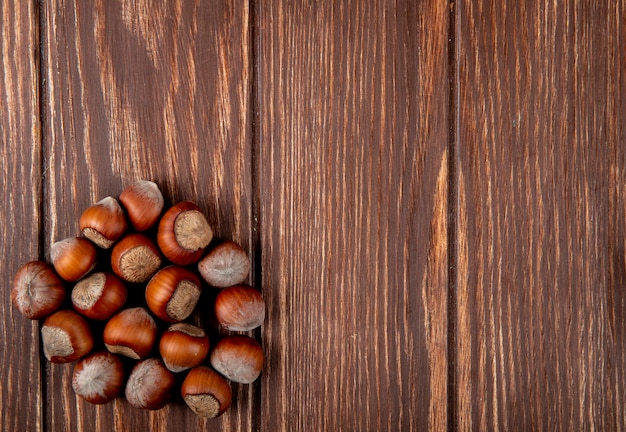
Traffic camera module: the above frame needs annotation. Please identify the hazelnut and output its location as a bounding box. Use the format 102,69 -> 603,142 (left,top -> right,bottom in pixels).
111,233 -> 162,283
157,202 -> 213,265
72,351 -> 125,404
197,241 -> 250,288
50,237 -> 97,282
103,307 -> 157,359
71,272 -> 127,320
159,323 -> 209,372
119,180 -> 164,231
181,366 -> 232,418
145,266 -> 202,323
125,358 -> 175,410
214,285 -> 265,331
41,310 -> 94,363
79,197 -> 128,248
210,335 -> 263,384
11,261 -> 65,319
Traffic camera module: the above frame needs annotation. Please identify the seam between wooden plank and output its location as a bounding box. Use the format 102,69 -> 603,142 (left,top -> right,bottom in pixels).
37,1 -> 48,431
448,1 -> 460,431
250,0 -> 263,430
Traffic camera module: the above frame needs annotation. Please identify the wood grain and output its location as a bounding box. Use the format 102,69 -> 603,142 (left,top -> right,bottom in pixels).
257,1 -> 450,430
41,0 -> 253,430
0,1 -> 43,431
455,0 -> 626,429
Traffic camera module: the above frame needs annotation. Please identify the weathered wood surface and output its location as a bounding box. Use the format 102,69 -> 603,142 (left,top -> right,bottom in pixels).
256,0 -> 450,430
0,1 -> 43,431
2,0 -> 625,430
455,0 -> 626,430
258,1 -> 449,430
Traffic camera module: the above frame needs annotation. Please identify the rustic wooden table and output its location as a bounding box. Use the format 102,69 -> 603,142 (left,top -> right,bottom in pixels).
2,0 -> 625,430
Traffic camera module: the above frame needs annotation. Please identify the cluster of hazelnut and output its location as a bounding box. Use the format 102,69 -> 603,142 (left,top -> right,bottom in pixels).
10,180 -> 265,418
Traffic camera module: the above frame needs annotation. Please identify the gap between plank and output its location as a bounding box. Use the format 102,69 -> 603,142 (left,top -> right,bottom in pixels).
249,0 -> 263,430
447,1 -> 459,431
37,1 -> 49,431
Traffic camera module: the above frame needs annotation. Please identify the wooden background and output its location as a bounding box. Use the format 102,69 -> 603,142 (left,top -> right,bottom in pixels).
1,0 -> 624,430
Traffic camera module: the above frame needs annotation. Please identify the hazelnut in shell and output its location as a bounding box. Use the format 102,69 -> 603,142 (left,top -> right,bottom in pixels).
214,285 -> 265,331
181,366 -> 232,418
111,233 -> 162,283
197,241 -> 250,288
72,351 -> 125,404
210,335 -> 263,384
103,307 -> 157,359
50,237 -> 97,282
157,201 -> 213,265
145,266 -> 202,323
119,180 -> 164,231
41,310 -> 94,363
159,323 -> 209,372
125,358 -> 175,410
11,261 -> 65,320
79,196 -> 128,249
71,272 -> 127,320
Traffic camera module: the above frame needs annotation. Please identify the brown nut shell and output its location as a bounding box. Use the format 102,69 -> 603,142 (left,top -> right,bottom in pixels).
103,307 -> 157,359
72,351 -> 125,404
79,197 -> 128,248
210,335 -> 263,384
41,310 -> 94,363
11,261 -> 66,319
157,201 -> 213,265
50,237 -> 97,282
159,323 -> 209,372
145,266 -> 202,323
71,272 -> 127,320
197,241 -> 250,288
125,358 -> 175,410
119,180 -> 164,231
111,233 -> 162,283
214,285 -> 265,331
181,366 -> 232,418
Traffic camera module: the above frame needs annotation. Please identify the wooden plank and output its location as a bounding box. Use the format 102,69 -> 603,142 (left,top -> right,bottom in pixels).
0,1 -> 43,431
455,0 -> 626,429
257,1 -> 450,430
41,0 -> 253,430
608,1 -> 626,427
